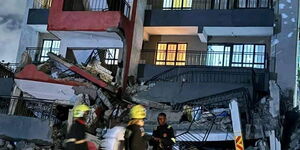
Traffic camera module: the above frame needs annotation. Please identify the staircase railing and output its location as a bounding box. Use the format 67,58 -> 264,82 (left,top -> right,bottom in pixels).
169,87 -> 251,149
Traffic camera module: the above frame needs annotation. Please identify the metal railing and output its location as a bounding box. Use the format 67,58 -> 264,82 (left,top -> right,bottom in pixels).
169,88 -> 250,149
147,0 -> 273,10
141,49 -> 267,69
63,0 -> 131,18
33,0 -> 52,9
0,96 -> 60,123
26,47 -> 60,64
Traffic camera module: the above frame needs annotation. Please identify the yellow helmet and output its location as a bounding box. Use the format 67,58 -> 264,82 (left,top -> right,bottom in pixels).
73,104 -> 91,118
130,105 -> 146,119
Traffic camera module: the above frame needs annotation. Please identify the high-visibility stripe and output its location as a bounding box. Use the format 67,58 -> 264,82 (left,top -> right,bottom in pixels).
171,138 -> 176,143
65,138 -> 87,145
234,136 -> 244,150
75,139 -> 87,144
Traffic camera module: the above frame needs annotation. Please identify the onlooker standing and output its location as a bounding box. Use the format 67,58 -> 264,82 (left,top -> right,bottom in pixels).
152,113 -> 176,150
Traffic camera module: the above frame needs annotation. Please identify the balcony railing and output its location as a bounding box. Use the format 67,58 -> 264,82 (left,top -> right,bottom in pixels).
26,47 -> 59,64
140,49 -> 268,69
33,0 -> 52,9
147,0 -> 273,10
0,96 -> 60,124
63,0 -> 131,18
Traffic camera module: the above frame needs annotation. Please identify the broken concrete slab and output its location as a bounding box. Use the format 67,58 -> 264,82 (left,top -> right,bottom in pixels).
15,64 -> 84,86
0,114 -> 52,145
131,96 -> 171,109
47,52 -> 117,93
15,79 -> 76,104
72,86 -> 97,100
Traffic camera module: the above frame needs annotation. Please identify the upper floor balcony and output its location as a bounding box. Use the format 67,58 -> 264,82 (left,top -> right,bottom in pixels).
144,0 -> 274,30
48,0 -> 132,31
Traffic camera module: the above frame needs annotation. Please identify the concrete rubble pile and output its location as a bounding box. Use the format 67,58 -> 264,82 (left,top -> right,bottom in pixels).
247,81 -> 280,140
0,139 -> 51,150
2,52 -> 134,149
3,52 -> 241,149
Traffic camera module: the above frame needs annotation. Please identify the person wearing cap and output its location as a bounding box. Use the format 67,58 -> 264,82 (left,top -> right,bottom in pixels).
124,104 -> 152,150
151,112 -> 176,150
65,104 -> 90,150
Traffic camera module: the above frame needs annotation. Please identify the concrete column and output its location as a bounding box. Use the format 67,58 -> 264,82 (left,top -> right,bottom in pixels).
128,0 -> 147,77
271,0 -> 299,101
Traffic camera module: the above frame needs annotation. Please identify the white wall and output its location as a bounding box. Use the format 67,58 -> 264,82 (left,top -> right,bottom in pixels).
0,0 -> 27,63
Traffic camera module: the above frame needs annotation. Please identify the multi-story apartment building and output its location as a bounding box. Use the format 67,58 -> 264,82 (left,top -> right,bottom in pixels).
1,0 -> 300,149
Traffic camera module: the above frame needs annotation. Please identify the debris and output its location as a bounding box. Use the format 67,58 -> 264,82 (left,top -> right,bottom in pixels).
101,126 -> 126,150
73,86 -> 98,100
131,96 -> 171,109
47,52 -> 117,93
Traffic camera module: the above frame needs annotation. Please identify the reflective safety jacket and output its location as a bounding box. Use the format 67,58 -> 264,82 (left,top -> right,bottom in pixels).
65,119 -> 88,150
152,124 -> 176,150
124,124 -> 152,150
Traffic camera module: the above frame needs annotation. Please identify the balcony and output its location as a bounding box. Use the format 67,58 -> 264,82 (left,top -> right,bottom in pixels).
144,0 -> 274,29
26,47 -> 119,77
148,0 -> 273,10
140,49 -> 268,69
138,49 -> 269,93
48,0 -> 132,31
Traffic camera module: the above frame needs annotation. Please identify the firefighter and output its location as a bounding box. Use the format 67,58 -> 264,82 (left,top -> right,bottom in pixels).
124,104 -> 152,150
152,113 -> 176,150
65,104 -> 90,150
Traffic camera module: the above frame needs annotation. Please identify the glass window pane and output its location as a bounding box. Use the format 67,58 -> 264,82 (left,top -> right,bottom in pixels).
243,45 -> 254,63
177,44 -> 187,61
259,0 -> 268,7
156,61 -> 165,65
183,0 -> 192,8
207,45 -> 225,66
173,0 -> 182,8
238,0 -> 246,8
167,44 -> 177,61
254,64 -> 264,69
232,64 -> 242,67
115,49 -> 119,59
176,62 -> 185,66
248,0 -> 257,8
163,0 -> 172,9
166,62 -> 175,65
157,44 -> 167,61
255,45 -> 265,63
223,47 -> 230,67
232,45 -> 243,63
220,0 -> 228,9
243,64 -> 253,68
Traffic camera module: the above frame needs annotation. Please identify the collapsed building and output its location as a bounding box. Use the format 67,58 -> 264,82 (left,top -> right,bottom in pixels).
0,0 -> 300,150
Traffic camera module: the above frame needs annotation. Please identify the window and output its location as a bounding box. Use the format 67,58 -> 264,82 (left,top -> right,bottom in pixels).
207,44 -> 266,69
163,0 -> 192,10
105,48 -> 119,65
156,43 -> 187,66
41,40 -> 60,62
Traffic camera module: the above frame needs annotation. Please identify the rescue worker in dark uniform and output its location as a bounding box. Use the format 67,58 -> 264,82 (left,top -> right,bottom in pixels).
65,104 -> 90,150
124,105 -> 152,150
152,113 -> 176,150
